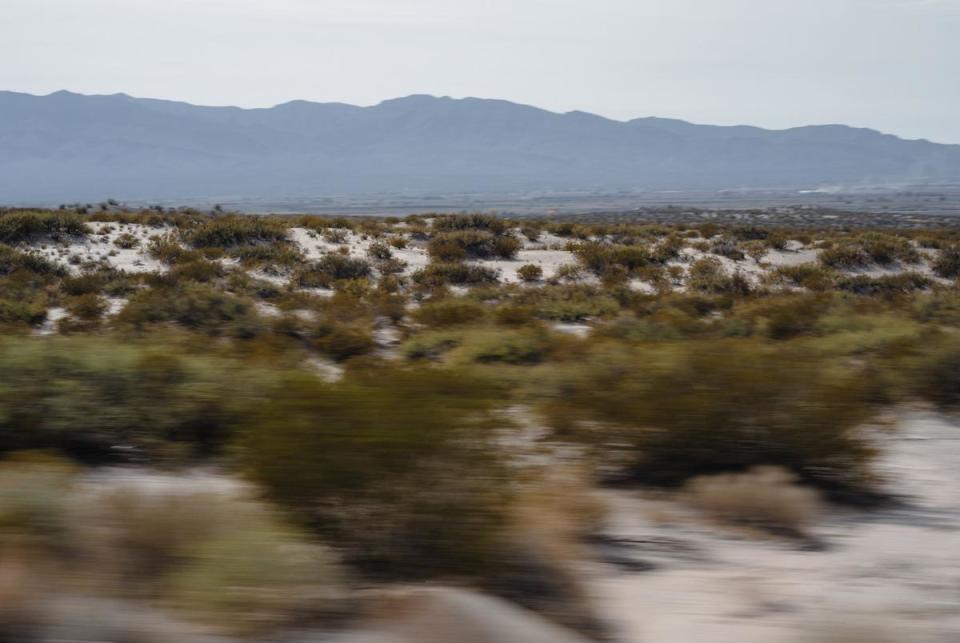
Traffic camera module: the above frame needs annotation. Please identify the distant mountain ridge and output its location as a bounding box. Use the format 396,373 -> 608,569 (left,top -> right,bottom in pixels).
2,89 -> 959,202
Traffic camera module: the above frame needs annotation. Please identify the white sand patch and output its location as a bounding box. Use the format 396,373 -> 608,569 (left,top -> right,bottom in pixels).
552,322 -> 592,338
476,249 -> 580,283
25,223 -> 168,274
105,297 -> 127,317
764,247 -> 820,268
33,306 -> 67,336
305,356 -> 344,382
587,411 -> 960,642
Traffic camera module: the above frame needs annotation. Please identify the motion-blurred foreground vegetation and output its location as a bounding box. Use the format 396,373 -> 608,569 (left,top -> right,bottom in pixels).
3,207 -> 960,639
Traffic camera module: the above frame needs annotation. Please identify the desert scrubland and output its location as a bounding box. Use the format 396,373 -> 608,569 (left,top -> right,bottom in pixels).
2,207 -> 960,642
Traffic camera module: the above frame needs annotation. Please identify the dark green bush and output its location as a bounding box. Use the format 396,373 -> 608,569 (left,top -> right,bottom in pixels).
517,264 -> 544,282
412,298 -> 487,327
835,273 -> 931,297
573,242 -> 651,274
311,321 -> 376,361
117,284 -> 263,338
0,211 -> 88,243
296,255 -> 372,288
187,216 -> 288,248
432,214 -> 509,235
237,369 -> 509,578
228,243 -> 304,267
0,246 -> 64,277
932,246 -> 960,279
412,263 -> 499,287
0,337 -> 270,461
541,341 -> 874,490
428,231 -> 520,260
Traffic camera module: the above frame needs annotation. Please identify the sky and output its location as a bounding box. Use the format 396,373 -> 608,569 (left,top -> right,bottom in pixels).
3,0 -> 959,143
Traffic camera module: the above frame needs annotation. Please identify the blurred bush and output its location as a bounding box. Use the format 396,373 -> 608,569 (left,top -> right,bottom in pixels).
237,368 -> 511,579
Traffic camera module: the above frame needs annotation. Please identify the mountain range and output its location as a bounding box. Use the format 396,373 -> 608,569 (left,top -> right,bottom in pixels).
2,90 -> 959,202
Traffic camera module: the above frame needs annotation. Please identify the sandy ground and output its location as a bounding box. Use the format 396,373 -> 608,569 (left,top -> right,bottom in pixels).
586,410 -> 960,643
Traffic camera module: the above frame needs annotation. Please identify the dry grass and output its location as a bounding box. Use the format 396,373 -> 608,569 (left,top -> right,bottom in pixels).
683,466 -> 823,536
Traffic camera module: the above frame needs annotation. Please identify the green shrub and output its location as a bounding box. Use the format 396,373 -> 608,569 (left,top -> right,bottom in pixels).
835,272 -> 930,297
541,341 -> 874,490
0,211 -> 88,243
428,230 -> 520,260
412,298 -> 487,327
117,284 -> 263,338
66,293 -> 106,321
168,259 -> 225,283
687,257 -> 751,294
932,246 -> 960,279
113,232 -> 140,249
412,263 -> 499,287
311,321 -> 376,361
517,264 -> 544,282
0,298 -> 47,327
296,254 -> 372,288
0,338 -> 272,461
456,328 -> 551,364
573,242 -> 651,274
710,239 -> 745,261
147,236 -> 203,265
237,369 -> 509,578
0,246 -> 64,277
513,284 -> 620,321
366,241 -> 393,260
187,216 -> 288,248
432,214 -> 509,235
766,264 -> 836,291
228,243 -> 304,267
819,244 -> 871,270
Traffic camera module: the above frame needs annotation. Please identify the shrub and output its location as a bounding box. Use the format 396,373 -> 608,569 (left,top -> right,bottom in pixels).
113,232 -> 140,249
766,264 -> 836,291
932,246 -> 960,278
296,254 -> 372,288
237,369 -> 509,578
117,284 -> 263,338
412,298 -> 487,327
573,242 -> 651,274
819,244 -> 871,270
684,466 -> 822,536
432,214 -> 509,235
147,236 -> 202,265
412,263 -> 499,287
0,211 -> 88,243
427,235 -> 467,262
168,259 -> 225,283
542,341 -> 874,490
0,298 -> 47,327
311,321 -> 376,361
367,241 -> 393,260
228,243 -> 304,267
514,284 -> 620,321
0,466 -> 345,635
687,257 -> 751,294
456,329 -> 551,364
710,239 -> 745,261
0,246 -> 64,277
735,293 -> 833,339
66,293 -> 106,321
517,264 -> 544,282
187,216 -> 288,248
428,231 -> 521,260
0,338 -> 272,461
835,273 -> 930,297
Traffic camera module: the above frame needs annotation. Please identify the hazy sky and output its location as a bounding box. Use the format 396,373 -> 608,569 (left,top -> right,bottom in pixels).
3,0 -> 958,142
